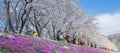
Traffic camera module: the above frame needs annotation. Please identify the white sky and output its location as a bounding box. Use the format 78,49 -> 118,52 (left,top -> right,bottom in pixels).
96,12 -> 120,36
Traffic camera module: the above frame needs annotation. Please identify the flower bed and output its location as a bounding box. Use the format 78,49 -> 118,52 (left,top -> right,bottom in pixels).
0,32 -> 110,53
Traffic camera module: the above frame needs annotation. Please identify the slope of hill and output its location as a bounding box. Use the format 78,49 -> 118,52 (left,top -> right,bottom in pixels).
0,31 -> 113,53
108,33 -> 120,52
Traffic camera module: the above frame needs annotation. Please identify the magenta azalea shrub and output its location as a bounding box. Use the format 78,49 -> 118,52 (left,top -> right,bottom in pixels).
0,32 -> 110,53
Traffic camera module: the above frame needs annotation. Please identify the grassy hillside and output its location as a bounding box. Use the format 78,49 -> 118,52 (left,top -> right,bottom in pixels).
108,33 -> 120,52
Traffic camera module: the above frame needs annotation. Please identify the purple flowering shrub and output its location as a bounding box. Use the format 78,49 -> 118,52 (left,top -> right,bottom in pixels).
0,32 -> 110,53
